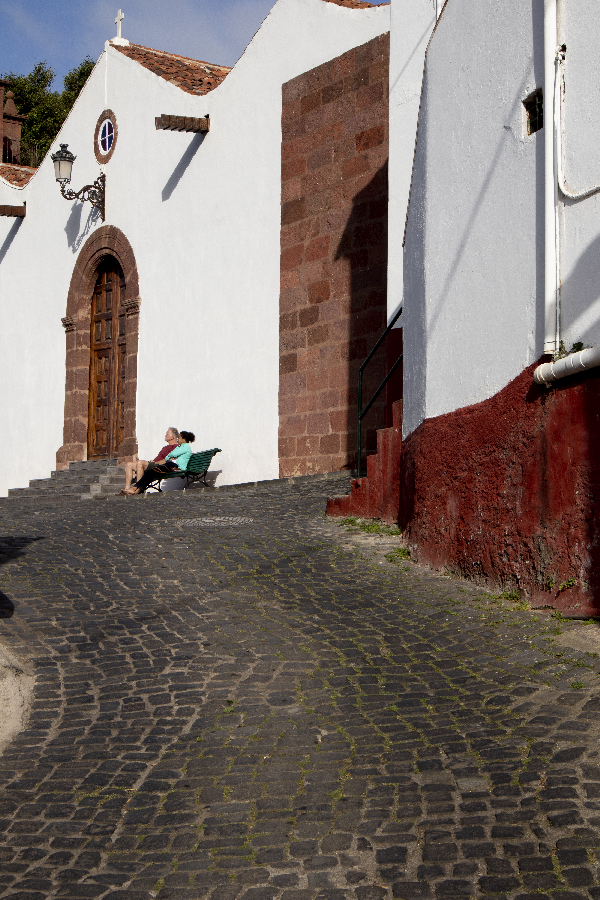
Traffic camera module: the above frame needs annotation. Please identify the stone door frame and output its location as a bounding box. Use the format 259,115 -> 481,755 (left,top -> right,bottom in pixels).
57,225 -> 140,469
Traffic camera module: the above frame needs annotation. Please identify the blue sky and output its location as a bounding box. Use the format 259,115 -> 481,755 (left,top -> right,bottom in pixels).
1,0 -> 387,90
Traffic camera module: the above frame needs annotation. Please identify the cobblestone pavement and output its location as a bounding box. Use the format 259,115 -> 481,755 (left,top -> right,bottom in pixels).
1,478 -> 600,900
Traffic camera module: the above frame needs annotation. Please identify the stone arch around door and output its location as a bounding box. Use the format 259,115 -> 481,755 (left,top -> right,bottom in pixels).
56,225 -> 140,469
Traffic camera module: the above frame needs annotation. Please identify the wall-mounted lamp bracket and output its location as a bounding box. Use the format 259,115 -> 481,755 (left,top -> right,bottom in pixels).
60,173 -> 105,221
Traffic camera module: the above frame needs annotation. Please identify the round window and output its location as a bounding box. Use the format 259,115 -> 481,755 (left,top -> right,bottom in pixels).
94,109 -> 118,163
99,119 -> 114,154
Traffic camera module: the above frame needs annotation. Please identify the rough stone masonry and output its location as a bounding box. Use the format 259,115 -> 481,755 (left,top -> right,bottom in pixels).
1,477 -> 600,900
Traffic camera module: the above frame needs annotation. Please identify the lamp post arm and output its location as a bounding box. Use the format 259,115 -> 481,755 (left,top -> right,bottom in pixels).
60,173 -> 105,220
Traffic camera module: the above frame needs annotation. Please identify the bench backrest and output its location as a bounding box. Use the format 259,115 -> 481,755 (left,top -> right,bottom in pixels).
186,448 -> 221,474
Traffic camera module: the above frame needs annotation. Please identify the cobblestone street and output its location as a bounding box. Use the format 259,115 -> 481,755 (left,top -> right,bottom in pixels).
1,478 -> 600,900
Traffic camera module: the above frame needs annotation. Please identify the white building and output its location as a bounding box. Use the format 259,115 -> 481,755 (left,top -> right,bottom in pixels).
381,0 -> 600,612
0,0 -> 390,497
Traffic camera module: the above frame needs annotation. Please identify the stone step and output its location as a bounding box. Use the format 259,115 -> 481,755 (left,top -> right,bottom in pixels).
8,461 -> 126,501
98,474 -> 126,485
94,482 -> 127,495
50,466 -> 123,482
28,473 -> 125,491
42,471 -> 124,487
68,458 -> 119,470
31,483 -> 99,496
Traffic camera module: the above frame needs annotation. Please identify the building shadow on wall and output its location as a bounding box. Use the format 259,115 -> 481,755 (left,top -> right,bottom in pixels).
0,216 -> 23,265
162,132 -> 205,201
335,160 -> 392,468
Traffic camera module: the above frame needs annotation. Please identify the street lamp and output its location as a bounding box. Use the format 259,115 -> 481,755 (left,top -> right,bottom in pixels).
51,143 -> 105,220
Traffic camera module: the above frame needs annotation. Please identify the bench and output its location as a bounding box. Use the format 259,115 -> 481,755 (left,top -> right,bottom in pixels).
145,448 -> 221,494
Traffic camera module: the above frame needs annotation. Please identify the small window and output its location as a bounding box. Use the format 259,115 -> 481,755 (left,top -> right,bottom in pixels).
524,88 -> 543,135
99,119 -> 114,153
94,109 -> 118,163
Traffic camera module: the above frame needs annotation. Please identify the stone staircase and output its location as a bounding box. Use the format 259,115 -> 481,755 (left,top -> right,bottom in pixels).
7,459 -> 126,501
327,399 -> 403,523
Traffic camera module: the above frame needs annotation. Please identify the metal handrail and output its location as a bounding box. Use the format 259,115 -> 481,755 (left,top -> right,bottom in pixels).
356,306 -> 403,477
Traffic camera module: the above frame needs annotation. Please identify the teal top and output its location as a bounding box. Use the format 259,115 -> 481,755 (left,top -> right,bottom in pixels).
165,442 -> 193,471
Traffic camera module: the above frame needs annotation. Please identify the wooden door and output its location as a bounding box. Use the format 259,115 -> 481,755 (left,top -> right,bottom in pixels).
88,259 -> 127,458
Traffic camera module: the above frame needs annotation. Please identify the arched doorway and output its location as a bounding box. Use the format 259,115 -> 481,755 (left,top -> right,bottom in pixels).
57,225 -> 140,470
88,258 -> 127,458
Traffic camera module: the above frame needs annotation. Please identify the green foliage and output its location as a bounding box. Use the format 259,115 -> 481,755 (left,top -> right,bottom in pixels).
558,577 -> 577,593
2,57 -> 95,166
385,548 -> 411,564
62,57 -> 95,109
555,340 -> 586,360
337,516 -> 402,536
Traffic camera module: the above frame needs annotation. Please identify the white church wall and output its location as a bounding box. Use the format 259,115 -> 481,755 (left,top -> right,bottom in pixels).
556,0 -> 600,352
0,0 -> 389,496
401,0 -> 544,437
387,0 -> 435,322
126,0 -> 390,487
0,60 -> 109,496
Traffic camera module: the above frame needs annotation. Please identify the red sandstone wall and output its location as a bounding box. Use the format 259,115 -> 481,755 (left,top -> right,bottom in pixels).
399,364 -> 600,616
279,33 -> 390,477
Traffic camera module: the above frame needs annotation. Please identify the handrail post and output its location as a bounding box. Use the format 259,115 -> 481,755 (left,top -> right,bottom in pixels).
356,307 -> 403,479
357,368 -> 363,478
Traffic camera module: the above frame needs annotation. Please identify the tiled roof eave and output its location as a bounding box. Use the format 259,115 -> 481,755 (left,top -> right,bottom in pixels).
112,42 -> 231,97
0,164 -> 37,187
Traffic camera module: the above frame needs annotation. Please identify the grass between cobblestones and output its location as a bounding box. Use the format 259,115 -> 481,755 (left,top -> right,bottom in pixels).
0,480 -> 599,900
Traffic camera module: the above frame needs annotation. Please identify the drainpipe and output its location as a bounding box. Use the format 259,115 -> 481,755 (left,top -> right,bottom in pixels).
534,344 -> 600,385
544,0 -> 558,354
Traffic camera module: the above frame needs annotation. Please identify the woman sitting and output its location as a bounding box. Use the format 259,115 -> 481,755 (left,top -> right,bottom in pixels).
121,431 -> 195,495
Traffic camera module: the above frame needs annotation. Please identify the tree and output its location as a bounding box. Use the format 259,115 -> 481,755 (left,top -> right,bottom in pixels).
2,57 -> 95,167
62,58 -> 96,111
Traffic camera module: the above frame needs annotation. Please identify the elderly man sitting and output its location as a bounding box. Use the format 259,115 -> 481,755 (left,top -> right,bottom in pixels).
124,427 -> 179,490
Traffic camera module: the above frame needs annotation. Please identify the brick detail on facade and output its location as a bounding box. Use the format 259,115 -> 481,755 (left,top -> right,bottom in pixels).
279,32 -> 390,478
56,225 -> 140,470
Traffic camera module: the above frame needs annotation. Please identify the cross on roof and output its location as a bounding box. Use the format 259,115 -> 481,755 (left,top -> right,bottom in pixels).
115,9 -> 124,39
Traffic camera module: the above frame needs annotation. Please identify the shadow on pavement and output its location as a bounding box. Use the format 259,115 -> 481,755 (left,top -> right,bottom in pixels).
0,592 -> 14,618
0,535 -> 44,618
0,535 -> 44,566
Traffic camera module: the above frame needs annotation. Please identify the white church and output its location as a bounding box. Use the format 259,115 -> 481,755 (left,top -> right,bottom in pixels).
0,0 -> 395,495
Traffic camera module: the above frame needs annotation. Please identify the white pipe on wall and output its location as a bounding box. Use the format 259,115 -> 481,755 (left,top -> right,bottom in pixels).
555,47 -> 600,201
534,344 -> 600,385
544,0 -> 558,354
536,2 -> 600,382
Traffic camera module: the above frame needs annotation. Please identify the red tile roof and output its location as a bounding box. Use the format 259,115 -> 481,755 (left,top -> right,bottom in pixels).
113,43 -> 231,96
0,164 -> 36,186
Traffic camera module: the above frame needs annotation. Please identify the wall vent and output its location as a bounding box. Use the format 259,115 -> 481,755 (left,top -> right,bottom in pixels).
524,88 -> 543,135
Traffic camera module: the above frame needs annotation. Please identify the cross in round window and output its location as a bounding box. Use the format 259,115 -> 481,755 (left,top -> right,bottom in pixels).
99,119 -> 114,154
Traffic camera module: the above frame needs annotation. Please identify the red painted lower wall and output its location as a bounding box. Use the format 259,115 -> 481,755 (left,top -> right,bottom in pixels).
329,362 -> 600,616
